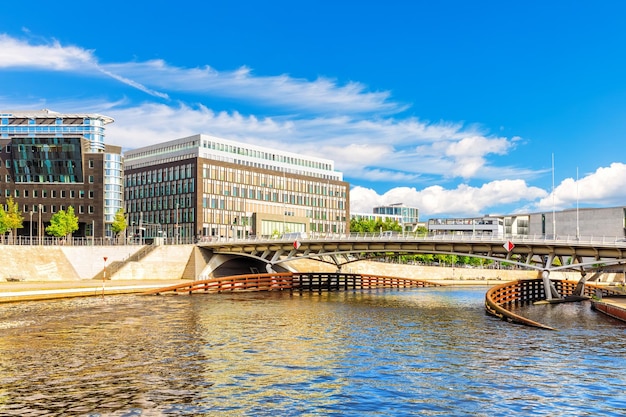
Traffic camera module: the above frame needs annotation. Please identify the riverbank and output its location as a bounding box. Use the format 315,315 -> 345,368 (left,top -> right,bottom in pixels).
0,279 -> 186,303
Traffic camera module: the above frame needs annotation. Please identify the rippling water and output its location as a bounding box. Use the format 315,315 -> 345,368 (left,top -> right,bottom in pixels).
1,287 -> 625,416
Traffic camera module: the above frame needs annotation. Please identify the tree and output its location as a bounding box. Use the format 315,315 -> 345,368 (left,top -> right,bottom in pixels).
0,197 -> 23,242
350,217 -> 402,233
111,208 -> 127,238
0,206 -> 8,237
46,206 -> 79,239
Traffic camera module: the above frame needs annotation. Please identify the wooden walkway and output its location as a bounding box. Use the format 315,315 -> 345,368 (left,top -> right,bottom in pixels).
141,272 -> 443,295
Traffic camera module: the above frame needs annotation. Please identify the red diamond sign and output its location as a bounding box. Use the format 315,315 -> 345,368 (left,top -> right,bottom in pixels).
503,241 -> 515,252
293,240 -> 301,249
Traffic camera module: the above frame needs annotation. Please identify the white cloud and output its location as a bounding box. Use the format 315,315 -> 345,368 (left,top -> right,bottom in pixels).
351,180 -> 548,218
100,102 -> 534,187
104,60 -> 404,114
536,163 -> 626,211
0,34 -> 95,70
0,35 -> 168,99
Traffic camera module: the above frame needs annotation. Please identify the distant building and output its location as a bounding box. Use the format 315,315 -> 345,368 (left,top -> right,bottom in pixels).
373,203 -> 420,232
426,207 -> 626,239
428,216 -> 505,236
528,207 -> 626,239
0,109 -> 122,239
123,134 -> 350,241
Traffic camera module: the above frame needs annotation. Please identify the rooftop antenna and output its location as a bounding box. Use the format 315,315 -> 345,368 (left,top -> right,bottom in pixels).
576,166 -> 580,239
552,153 -> 556,239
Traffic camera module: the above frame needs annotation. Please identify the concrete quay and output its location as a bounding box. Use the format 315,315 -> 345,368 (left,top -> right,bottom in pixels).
0,279 -> 187,303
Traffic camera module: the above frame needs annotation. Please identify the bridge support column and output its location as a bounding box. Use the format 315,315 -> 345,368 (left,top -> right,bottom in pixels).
573,271 -> 587,297
541,270 -> 561,301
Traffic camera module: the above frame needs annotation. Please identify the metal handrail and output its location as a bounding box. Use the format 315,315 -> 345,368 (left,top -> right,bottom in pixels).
202,232 -> 626,247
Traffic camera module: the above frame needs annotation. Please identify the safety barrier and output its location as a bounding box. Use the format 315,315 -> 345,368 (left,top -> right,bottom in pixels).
141,272 -> 442,296
485,278 -> 622,330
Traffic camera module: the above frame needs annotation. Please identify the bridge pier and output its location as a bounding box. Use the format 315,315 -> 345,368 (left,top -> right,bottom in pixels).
541,270 -> 561,301
542,254 -> 562,301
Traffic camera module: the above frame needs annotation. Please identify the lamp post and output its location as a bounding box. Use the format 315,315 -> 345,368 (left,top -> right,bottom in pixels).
38,204 -> 43,245
29,211 -> 34,245
102,256 -> 108,297
175,203 -> 179,244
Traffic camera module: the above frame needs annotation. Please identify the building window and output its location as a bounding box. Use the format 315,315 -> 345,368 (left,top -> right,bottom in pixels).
89,159 -> 94,168
89,190 -> 94,199
89,175 -> 94,183
88,205 -> 94,214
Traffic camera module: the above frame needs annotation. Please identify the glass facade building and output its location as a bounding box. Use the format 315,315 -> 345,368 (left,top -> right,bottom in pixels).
372,203 -> 420,232
0,109 -> 121,239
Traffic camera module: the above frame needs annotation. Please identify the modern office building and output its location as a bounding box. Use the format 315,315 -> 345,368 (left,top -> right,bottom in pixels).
123,134 -> 350,241
373,203 -> 420,232
0,109 -> 123,239
428,216 -> 505,236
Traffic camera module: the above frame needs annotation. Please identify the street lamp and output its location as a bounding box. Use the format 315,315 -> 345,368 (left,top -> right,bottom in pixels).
175,202 -> 179,244
38,204 -> 43,245
29,211 -> 34,245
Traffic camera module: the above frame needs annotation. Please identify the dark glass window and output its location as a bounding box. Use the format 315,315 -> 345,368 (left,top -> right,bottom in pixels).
11,137 -> 84,183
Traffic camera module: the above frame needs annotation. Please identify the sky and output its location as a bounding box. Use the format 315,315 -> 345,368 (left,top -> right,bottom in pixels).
1,0 -> 626,219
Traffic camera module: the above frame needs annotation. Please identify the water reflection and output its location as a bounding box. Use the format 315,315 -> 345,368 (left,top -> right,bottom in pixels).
0,288 -> 625,416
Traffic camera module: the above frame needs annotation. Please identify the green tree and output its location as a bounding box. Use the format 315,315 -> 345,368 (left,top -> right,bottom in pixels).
0,197 -> 23,242
415,225 -> 428,236
0,206 -> 8,237
111,208 -> 127,239
46,206 -> 79,239
349,217 -> 402,233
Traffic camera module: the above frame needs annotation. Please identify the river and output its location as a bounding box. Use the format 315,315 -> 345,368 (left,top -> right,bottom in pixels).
0,287 -> 625,416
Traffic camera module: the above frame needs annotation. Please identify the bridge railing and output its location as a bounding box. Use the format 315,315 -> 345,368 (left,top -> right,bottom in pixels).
202,232 -> 626,247
2,232 -> 625,247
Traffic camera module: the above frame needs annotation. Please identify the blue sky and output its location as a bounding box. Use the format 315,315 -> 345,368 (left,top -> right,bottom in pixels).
1,1 -> 625,218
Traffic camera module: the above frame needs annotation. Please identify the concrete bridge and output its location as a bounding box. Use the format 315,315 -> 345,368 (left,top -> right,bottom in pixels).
199,233 -> 626,302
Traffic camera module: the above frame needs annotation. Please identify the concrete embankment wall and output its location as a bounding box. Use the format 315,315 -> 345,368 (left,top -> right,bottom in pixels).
286,259 -> 625,283
0,245 -> 194,281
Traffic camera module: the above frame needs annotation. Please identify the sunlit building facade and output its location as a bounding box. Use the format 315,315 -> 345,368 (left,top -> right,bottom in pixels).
123,134 -> 350,241
0,109 -> 123,239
